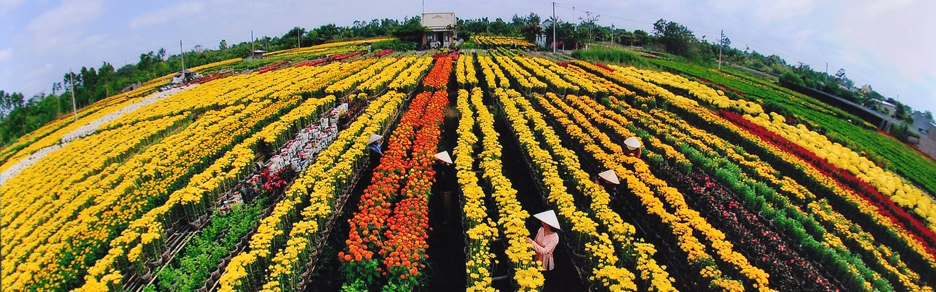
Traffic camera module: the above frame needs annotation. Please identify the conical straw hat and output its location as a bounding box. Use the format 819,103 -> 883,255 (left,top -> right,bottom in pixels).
598,170 -> 620,185
434,151 -> 453,164
624,136 -> 641,149
368,134 -> 383,144
533,210 -> 561,230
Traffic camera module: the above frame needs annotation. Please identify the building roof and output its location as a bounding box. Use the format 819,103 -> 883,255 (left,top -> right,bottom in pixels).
422,12 -> 455,31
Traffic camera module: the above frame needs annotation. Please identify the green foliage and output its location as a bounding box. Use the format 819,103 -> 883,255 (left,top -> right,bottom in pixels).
779,71 -> 804,86
150,198 -> 266,291
371,39 -> 416,51
571,48 -> 648,67
391,17 -> 429,44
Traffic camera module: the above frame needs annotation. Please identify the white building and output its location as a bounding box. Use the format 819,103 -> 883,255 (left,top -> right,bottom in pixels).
422,12 -> 456,48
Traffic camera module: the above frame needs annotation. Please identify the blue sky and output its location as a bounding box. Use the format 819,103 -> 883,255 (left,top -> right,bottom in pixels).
1,0 -> 934,114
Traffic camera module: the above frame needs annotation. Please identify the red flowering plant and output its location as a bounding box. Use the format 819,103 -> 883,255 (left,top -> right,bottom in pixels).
422,56 -> 453,91
721,109 -> 936,256
379,90 -> 447,291
340,91 -> 433,290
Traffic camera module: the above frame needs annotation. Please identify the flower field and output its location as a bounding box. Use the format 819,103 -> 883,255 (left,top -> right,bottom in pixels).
2,37 -> 935,292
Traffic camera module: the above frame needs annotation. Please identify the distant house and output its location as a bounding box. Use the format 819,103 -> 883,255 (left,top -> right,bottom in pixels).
930,122 -> 936,140
249,49 -> 267,60
911,111 -> 934,134
171,69 -> 199,84
121,82 -> 142,93
877,100 -> 897,117
422,12 -> 456,48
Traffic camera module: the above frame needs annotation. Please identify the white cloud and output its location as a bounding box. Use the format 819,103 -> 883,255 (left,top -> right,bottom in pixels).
0,0 -> 24,16
129,1 -> 205,29
25,0 -> 105,49
0,48 -> 11,63
27,0 -> 104,35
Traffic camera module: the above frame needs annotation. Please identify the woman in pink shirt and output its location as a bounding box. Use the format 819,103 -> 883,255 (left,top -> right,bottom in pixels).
528,210 -> 560,271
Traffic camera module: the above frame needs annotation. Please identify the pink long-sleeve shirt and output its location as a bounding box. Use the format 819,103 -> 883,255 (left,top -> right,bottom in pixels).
532,227 -> 559,270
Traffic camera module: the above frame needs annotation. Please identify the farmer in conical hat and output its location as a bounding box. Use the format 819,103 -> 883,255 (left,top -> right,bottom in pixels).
594,169 -> 621,197
528,210 -> 560,271
367,134 -> 383,155
623,136 -> 642,158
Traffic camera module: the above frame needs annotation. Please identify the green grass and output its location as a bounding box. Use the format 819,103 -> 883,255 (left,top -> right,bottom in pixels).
571,47 -> 649,67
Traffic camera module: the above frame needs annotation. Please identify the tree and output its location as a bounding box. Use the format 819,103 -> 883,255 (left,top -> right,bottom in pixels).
633,30 -> 650,46
834,68 -> 847,84
219,39 -> 228,50
652,19 -> 698,58
391,17 -> 428,44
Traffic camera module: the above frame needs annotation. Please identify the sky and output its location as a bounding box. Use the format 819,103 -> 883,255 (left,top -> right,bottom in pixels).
0,0 -> 934,114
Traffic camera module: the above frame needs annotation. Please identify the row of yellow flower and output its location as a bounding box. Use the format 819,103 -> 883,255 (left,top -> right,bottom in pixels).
511,57 -> 578,93
602,95 -> 905,291
388,56 -> 433,92
643,104 -> 925,288
4,65 -> 336,288
0,73 -> 176,173
2,63 -> 344,256
615,65 -> 764,115
566,64 -> 635,97
611,67 -> 936,271
747,112 -> 936,229
358,56 -> 416,95
325,57 -> 395,96
495,88 -> 640,291
457,55 -> 479,87
263,37 -> 392,58
478,55 -> 511,90
493,55 -> 549,92
584,64 -> 916,289
609,65 -> 936,270
187,57 -> 243,73
220,91 -> 405,292
531,92 -> 760,291
467,87 -> 544,291
6,96 -> 297,290
522,92 -> 678,291
2,62 -> 352,290
78,95 -> 336,290
454,88 -> 500,291
471,35 -> 535,48
529,57 -> 608,97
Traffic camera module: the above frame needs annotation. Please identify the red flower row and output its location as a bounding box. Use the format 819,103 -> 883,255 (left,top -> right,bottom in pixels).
331,51 -> 363,62
422,56 -> 453,90
292,58 -> 328,68
343,91 -> 434,264
375,49 -> 393,58
720,109 -> 936,257
379,90 -> 447,285
256,61 -> 289,74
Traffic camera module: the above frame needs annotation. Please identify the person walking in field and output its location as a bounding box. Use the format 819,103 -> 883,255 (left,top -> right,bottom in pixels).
528,210 -> 560,271
623,136 -> 643,158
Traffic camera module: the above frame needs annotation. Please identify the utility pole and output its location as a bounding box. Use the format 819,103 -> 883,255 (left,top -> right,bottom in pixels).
180,40 -> 186,73
552,2 -> 556,53
422,0 -> 425,14
825,62 -> 829,76
251,30 -> 254,52
297,27 -> 301,48
69,69 -> 77,121
717,30 -> 724,71
611,23 -> 615,46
